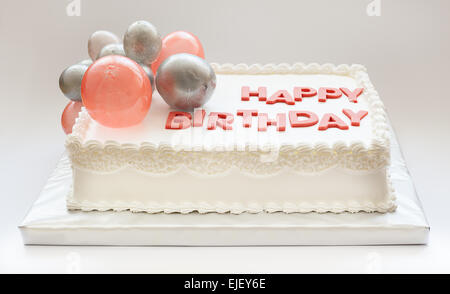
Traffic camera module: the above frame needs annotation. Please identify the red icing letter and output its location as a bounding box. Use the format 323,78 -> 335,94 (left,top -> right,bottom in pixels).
342,109 -> 368,126
165,112 -> 192,129
266,90 -> 295,105
237,109 -> 258,128
318,87 -> 342,102
241,86 -> 267,101
193,109 -> 206,127
258,113 -> 286,132
318,113 -> 349,130
340,88 -> 363,103
293,87 -> 317,102
288,111 -> 319,127
207,112 -> 234,130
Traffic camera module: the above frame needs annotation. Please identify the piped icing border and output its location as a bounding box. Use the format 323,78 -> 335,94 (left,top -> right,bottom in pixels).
67,198 -> 397,214
66,62 -> 390,175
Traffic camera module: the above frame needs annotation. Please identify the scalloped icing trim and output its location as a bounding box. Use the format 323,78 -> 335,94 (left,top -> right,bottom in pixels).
66,62 -> 390,175
66,200 -> 396,214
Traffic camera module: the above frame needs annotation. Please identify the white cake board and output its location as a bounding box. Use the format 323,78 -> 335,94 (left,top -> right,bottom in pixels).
19,125 -> 429,246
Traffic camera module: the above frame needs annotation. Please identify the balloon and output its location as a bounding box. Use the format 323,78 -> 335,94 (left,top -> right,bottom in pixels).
61,101 -> 83,135
97,43 -> 125,59
156,53 -> 216,111
81,55 -> 152,128
151,31 -> 204,74
123,20 -> 161,65
59,64 -> 89,101
88,30 -> 120,61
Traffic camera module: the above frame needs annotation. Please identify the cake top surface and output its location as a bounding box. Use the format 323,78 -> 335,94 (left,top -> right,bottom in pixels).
72,63 -> 389,151
67,63 -> 390,174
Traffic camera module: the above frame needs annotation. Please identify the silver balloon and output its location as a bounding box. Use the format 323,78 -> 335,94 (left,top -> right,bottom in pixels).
123,20 -> 161,65
140,64 -> 155,92
59,64 -> 88,101
97,43 -> 125,59
78,59 -> 93,66
156,53 -> 216,111
88,30 -> 120,60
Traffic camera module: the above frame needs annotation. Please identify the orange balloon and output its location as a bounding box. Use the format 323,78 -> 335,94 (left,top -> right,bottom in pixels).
81,55 -> 152,128
61,101 -> 83,135
151,31 -> 204,74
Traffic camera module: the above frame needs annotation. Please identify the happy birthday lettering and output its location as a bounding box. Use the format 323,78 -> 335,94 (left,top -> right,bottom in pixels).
165,86 -> 368,131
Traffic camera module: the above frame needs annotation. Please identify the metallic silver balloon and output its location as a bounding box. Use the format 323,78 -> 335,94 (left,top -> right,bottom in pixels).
97,43 -> 125,59
78,59 -> 93,66
59,64 -> 88,101
140,64 -> 155,92
123,20 -> 161,65
88,30 -> 120,61
156,53 -> 216,111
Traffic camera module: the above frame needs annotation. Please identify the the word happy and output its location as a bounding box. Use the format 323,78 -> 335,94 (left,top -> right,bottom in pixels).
165,86 -> 368,132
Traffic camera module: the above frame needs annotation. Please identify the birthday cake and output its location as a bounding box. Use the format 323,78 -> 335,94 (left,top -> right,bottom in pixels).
60,21 -> 395,214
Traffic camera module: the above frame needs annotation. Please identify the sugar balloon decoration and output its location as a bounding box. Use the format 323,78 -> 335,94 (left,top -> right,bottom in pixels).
59,22 -> 213,128
88,30 -> 120,61
59,64 -> 89,101
123,20 -> 161,65
61,101 -> 83,135
81,55 -> 152,128
151,31 -> 204,74
156,53 -> 216,111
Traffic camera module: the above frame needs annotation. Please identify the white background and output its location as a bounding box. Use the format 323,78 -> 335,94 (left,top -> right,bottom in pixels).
0,0 -> 449,273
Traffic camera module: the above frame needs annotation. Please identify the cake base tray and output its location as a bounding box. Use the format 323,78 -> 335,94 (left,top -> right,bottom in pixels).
19,127 -> 429,246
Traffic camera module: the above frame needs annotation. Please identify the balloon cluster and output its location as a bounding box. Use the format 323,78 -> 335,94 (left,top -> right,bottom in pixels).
59,20 -> 216,134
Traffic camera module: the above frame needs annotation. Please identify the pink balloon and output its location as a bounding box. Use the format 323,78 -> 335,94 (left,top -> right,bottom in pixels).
81,55 -> 152,128
61,101 -> 83,135
151,31 -> 204,74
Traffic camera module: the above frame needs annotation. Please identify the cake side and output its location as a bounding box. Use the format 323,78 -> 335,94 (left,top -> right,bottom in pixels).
66,62 -> 395,214
67,166 -> 396,214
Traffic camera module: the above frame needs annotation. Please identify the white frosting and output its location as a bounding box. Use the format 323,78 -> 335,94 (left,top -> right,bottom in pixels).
66,62 -> 394,213
67,166 -> 395,214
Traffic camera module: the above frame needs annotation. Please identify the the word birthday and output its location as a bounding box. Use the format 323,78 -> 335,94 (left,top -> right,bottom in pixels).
166,109 -> 368,131
165,86 -> 368,131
